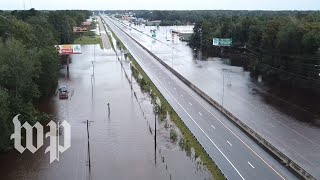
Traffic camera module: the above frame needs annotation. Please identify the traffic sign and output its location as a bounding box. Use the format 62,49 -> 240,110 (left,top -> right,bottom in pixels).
213,38 -> 232,46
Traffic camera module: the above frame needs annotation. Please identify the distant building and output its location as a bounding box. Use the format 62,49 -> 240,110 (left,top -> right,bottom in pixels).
136,18 -> 147,25
172,29 -> 194,41
122,14 -> 135,22
146,20 -> 161,26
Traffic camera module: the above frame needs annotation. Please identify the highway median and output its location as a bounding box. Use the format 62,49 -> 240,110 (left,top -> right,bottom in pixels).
102,15 -> 315,180
102,16 -> 226,180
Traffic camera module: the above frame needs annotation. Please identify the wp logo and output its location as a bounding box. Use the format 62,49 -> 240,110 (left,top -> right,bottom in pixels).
10,114 -> 71,163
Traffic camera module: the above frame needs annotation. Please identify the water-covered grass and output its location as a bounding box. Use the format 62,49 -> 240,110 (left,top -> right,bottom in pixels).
74,35 -> 103,49
105,17 -> 225,179
129,56 -> 225,180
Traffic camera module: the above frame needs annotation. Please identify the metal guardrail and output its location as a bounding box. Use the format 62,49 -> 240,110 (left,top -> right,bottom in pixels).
103,16 -> 316,180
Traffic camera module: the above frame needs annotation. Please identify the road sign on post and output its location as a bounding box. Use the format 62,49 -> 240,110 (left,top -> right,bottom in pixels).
213,38 -> 232,46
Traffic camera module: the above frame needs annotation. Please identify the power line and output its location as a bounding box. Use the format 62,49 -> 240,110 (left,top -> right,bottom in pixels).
246,47 -> 320,62
115,18 -> 320,82
246,53 -> 320,82
112,17 -> 320,120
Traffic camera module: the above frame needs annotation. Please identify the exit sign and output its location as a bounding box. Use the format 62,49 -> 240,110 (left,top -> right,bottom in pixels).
213,38 -> 232,46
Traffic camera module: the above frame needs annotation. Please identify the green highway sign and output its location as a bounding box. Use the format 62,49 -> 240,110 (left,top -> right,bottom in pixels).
213,38 -> 232,46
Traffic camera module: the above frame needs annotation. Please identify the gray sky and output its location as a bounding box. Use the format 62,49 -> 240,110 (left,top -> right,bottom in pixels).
1,0 -> 319,10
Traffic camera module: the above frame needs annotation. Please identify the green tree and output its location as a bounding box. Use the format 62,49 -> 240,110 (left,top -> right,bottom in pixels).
0,88 -> 11,151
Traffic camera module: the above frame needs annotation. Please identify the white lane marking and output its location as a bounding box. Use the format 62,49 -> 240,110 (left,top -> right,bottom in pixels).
211,125 -> 216,130
127,50 -> 245,180
168,81 -> 171,84
164,77 -> 166,80
189,102 -> 192,106
168,69 -> 285,179
227,141 -> 232,146
199,112 -> 202,116
293,139 -> 301,144
248,161 -> 255,168
174,87 -> 176,90
181,94 -> 183,97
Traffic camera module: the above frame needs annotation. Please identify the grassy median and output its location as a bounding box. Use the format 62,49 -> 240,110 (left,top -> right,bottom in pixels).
104,16 -> 225,180
129,55 -> 225,180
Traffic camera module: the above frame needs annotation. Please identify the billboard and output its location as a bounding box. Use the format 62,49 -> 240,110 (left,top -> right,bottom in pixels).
213,38 -> 232,46
55,44 -> 82,55
82,21 -> 91,26
73,27 -> 88,33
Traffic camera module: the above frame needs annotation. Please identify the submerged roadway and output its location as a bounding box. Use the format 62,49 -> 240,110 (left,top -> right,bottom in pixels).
102,15 -> 298,180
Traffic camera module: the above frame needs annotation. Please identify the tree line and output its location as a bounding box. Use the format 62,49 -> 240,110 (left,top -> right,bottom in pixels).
105,10 -> 320,93
0,9 -> 90,151
187,11 -> 320,93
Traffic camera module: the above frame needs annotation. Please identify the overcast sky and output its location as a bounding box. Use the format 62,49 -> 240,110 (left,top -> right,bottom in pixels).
1,0 -> 319,10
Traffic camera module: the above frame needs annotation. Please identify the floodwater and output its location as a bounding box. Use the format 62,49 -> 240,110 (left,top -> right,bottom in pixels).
114,20 -> 320,178
0,45 -> 212,180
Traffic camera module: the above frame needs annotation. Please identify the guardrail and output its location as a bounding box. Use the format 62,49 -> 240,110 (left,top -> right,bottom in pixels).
103,16 -> 316,180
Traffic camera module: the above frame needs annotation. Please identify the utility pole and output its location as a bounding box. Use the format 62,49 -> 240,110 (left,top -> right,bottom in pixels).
91,75 -> 94,98
92,59 -> 95,76
222,71 -> 225,108
198,27 -> 203,60
66,55 -> 70,78
86,120 -> 91,173
154,106 -> 159,165
92,45 -> 95,76
130,61 -> 133,89
154,109 -> 157,164
221,69 -> 230,109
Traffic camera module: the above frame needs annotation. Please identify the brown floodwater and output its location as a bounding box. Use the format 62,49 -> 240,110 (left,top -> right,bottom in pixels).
0,45 -> 212,180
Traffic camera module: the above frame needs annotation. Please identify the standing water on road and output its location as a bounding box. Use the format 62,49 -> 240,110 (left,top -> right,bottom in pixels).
0,45 -> 212,180
115,20 -> 320,178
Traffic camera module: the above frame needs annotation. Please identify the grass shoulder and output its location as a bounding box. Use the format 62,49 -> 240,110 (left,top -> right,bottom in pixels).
74,32 -> 103,49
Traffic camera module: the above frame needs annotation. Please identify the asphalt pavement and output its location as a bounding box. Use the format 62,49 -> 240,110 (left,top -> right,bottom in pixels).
110,18 -> 320,180
97,16 -> 112,49
102,15 -> 298,180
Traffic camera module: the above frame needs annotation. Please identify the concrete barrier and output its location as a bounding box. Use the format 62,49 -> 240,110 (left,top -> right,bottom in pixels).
103,16 -> 315,180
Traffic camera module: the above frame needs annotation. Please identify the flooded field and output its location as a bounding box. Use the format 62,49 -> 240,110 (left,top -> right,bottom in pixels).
0,45 -> 212,180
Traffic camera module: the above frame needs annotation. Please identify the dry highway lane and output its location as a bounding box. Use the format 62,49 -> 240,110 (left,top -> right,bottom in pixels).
102,15 -> 297,180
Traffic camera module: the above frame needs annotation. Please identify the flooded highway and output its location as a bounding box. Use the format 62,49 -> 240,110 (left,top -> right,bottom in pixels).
108,18 -> 320,178
0,45 -> 212,180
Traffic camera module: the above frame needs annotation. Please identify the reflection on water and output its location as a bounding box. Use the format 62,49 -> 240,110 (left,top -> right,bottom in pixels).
121,23 -> 320,177
0,45 -> 212,180
127,23 -> 320,126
